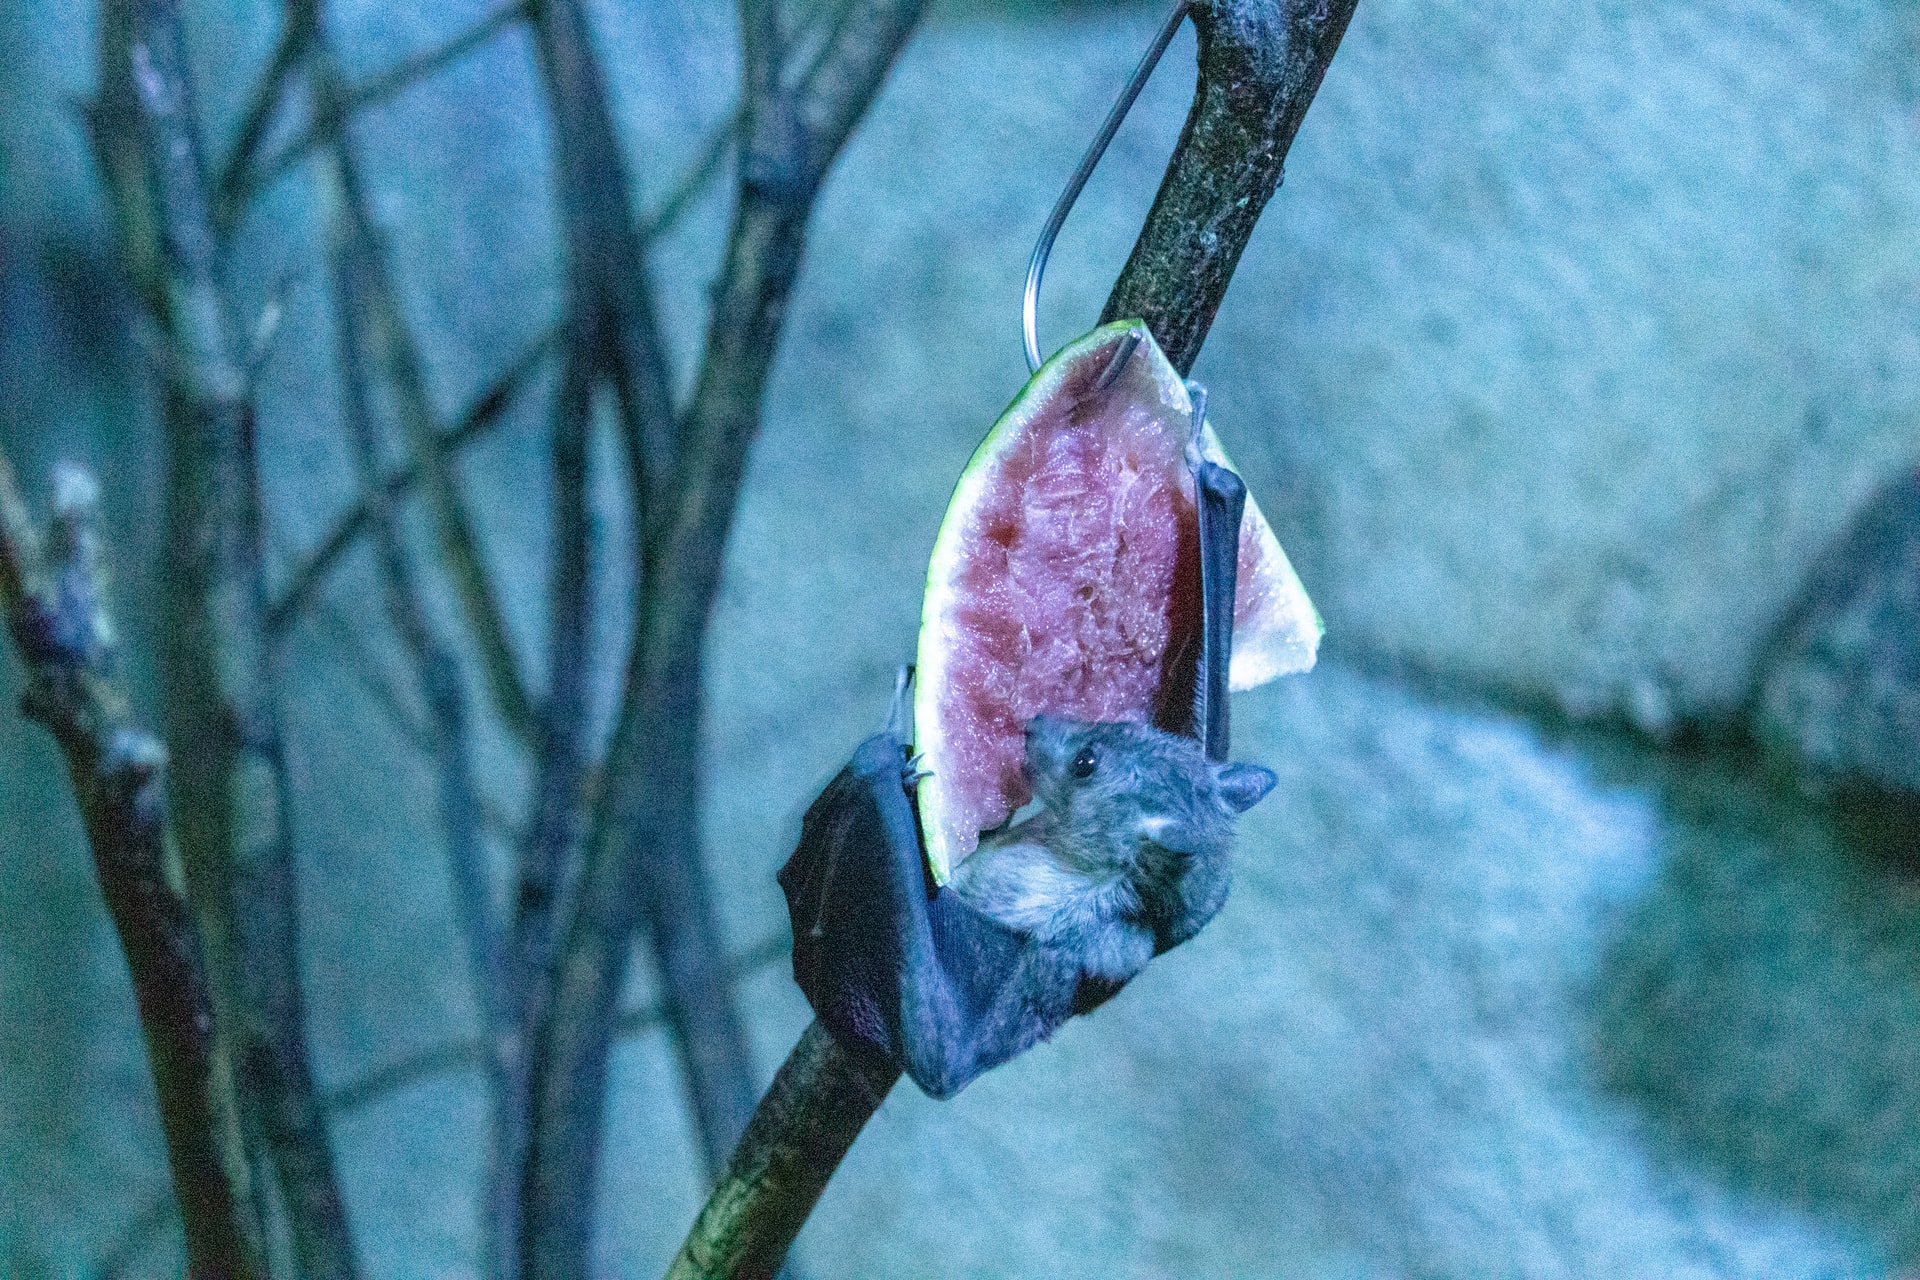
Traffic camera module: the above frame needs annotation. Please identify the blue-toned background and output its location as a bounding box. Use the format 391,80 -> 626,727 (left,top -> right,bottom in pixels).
3,0 -> 1917,1273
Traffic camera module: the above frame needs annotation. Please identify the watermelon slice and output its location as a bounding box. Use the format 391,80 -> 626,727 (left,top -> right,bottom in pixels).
914,320 -> 1321,882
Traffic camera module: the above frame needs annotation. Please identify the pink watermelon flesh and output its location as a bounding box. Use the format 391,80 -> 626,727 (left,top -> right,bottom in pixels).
932,332 -> 1220,859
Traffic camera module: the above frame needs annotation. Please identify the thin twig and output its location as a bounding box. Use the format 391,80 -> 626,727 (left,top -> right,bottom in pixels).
522,1 -> 927,1274
236,0 -> 532,214
213,0 -> 318,230
94,2 -> 363,1274
266,320 -> 560,636
317,54 -> 505,1033
633,0 -> 856,250
306,597 -> 435,748
309,73 -> 539,749
340,932 -> 793,1117
638,107 -> 743,243
297,591 -> 527,850
2,454 -> 263,1278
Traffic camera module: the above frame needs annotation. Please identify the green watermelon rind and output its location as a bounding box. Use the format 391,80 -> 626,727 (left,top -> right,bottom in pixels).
914,320 -> 1320,882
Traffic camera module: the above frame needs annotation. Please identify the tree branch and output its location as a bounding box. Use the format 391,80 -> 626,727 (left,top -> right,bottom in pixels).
1100,0 -> 1359,375
1,454 -> 265,1278
94,2 -> 362,1273
265,320 -> 559,637
306,78 -> 540,750
99,932 -> 794,1279
317,56 -> 504,1037
790,0 -> 924,184
232,0 -> 533,220
638,107 -> 743,243
663,3 -> 1358,1275
520,1 -> 925,1273
213,0 -> 318,231
663,1022 -> 897,1280
493,0 -> 694,1269
531,0 -> 679,516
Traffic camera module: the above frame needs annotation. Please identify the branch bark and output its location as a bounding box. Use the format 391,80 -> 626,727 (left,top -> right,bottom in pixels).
92,2 -> 362,1274
1101,0 -> 1358,375
664,1022 -> 897,1280
663,3 -> 1357,1275
1,455 -> 265,1278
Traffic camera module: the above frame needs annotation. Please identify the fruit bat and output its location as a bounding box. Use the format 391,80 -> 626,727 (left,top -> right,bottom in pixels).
778,391 -> 1277,1099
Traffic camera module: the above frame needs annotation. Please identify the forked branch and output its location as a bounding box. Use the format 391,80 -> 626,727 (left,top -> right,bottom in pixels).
92,1 -> 361,1272
0,452 -> 264,1279
520,0 -> 927,1273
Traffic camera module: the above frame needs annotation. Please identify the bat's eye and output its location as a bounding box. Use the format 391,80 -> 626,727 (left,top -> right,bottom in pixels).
1070,745 -> 1098,780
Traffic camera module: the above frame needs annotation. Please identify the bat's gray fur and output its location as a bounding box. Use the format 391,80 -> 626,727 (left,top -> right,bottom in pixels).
950,715 -> 1277,981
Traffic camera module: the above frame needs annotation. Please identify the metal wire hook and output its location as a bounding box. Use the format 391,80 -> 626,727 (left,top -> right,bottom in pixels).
1023,0 -> 1193,373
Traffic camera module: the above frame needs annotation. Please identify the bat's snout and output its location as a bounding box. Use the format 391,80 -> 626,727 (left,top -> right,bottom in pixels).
1022,714 -> 1076,779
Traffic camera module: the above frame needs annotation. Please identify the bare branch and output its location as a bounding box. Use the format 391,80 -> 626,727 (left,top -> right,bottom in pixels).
504,1 -> 700,1268
94,2 -> 362,1273
633,0 -> 852,249
1,453 -> 265,1278
664,1022 -> 897,1280
522,1 -> 926,1273
791,0 -> 925,187
638,107 -> 742,243
214,0 -> 318,230
98,932 -> 794,1278
360,314 -> 538,751
531,0 -> 678,517
339,0 -> 532,124
317,61 -> 505,1032
266,320 -> 559,636
1101,0 -> 1360,374
237,0 -> 532,213
307,597 -> 437,748
307,73 -> 539,749
339,931 -> 792,1118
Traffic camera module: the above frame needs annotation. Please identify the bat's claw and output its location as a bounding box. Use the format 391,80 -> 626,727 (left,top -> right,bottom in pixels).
1094,328 -> 1142,391
1183,378 -> 1209,474
886,664 -> 915,741
902,753 -> 932,789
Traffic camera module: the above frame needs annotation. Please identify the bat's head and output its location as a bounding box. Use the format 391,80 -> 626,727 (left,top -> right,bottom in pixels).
1022,715 -> 1277,889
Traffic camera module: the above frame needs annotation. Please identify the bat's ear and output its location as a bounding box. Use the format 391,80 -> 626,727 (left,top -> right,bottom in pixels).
1215,763 -> 1277,814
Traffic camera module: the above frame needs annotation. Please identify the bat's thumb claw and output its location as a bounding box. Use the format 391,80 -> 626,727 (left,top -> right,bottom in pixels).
1183,378 -> 1209,469
886,664 -> 915,740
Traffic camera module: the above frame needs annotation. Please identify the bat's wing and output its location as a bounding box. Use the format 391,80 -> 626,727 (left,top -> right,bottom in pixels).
780,732 -> 1084,1097
1190,425 -> 1248,763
